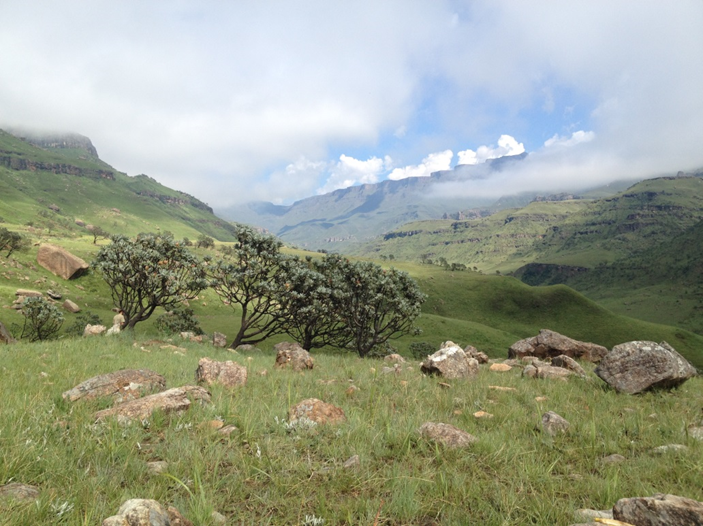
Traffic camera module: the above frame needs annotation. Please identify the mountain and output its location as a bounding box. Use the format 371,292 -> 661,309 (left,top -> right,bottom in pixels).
216,153 -> 535,250
0,129 -> 237,241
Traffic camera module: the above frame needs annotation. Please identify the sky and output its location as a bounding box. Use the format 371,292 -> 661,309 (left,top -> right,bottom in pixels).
1,1 -> 702,208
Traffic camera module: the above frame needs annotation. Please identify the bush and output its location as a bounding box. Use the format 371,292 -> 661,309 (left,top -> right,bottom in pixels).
409,341 -> 436,360
65,311 -> 104,337
16,297 -> 64,341
155,308 -> 204,335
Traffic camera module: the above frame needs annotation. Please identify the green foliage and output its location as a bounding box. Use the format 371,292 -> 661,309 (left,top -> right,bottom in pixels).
196,234 -> 215,249
0,227 -> 29,258
408,340 -> 436,359
92,233 -> 208,329
155,308 -> 204,336
65,311 -> 104,337
16,296 -> 64,341
90,225 -> 110,244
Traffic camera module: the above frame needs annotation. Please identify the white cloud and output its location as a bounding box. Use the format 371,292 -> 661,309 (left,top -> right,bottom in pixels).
457,135 -> 525,166
544,130 -> 595,148
388,150 -> 454,180
317,154 -> 392,194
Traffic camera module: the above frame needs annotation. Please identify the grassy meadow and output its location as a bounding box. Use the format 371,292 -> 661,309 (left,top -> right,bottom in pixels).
1,337 -> 702,525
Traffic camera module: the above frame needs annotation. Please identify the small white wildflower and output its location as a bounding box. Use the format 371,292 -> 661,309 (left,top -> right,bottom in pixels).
303,515 -> 325,525
51,500 -> 74,518
255,443 -> 262,459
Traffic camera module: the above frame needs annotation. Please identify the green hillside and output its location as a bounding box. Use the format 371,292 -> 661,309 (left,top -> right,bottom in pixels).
0,129 -> 236,241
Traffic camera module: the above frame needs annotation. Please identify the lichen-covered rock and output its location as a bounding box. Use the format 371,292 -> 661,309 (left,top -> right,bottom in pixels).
509,329 -> 607,363
275,343 -> 314,371
541,411 -> 570,436
289,398 -> 345,425
0,482 -> 40,502
418,422 -> 477,448
63,369 -> 166,403
195,357 -> 247,388
84,324 -> 107,336
421,341 -> 479,379
95,385 -> 210,424
595,341 -> 697,394
37,244 -> 89,280
0,320 -> 16,344
464,345 -> 489,363
384,353 -> 406,364
551,354 -> 587,377
212,332 -> 227,348
613,493 -> 703,525
102,499 -> 193,526
63,299 -> 81,313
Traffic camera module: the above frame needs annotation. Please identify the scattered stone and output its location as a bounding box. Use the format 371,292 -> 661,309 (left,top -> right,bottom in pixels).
551,354 -> 587,377
573,508 -> 614,522
46,289 -> 62,300
218,424 -> 238,436
95,385 -> 211,424
62,369 -> 167,403
418,422 -> 477,448
195,357 -> 247,389
102,499 -> 193,526
490,363 -> 512,372
289,398 -> 345,425
595,341 -> 697,394
63,299 -> 81,313
541,411 -> 570,436
689,427 -> 703,441
199,420 -> 225,431
509,329 -> 608,363
0,320 -> 16,344
381,364 -> 401,375
651,444 -> 688,454
258,369 -> 268,376
235,344 -> 261,352
345,385 -> 359,396
15,288 -> 42,297
522,364 -> 538,378
438,382 -> 451,389
343,454 -> 360,469
275,343 -> 314,371
211,511 -> 227,524
36,244 -> 89,280
536,365 -> 573,381
535,396 -> 548,402
384,353 -> 406,364
600,454 -> 626,465
488,385 -> 517,392
0,482 -> 40,502
613,493 -> 703,525
464,345 -> 489,363
180,331 -> 203,343
473,411 -> 493,419
421,341 -> 479,379
147,461 -> 169,475
75,219 -> 86,227
212,332 -> 227,348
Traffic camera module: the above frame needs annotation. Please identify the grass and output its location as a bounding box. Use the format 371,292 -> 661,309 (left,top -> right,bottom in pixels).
0,337 -> 701,525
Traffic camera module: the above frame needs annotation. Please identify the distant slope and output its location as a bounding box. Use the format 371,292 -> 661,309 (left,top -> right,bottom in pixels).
0,129 -> 236,241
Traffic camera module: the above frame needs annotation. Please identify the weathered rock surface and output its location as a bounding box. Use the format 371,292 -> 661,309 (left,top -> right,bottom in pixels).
595,341 -> 697,394
541,411 -> 570,436
15,288 -> 43,297
37,244 -> 89,280
489,363 -> 512,372
84,324 -> 107,336
212,332 -> 227,348
235,344 -> 261,352
63,299 -> 81,313
0,482 -> 40,502
551,354 -> 587,377
195,357 -> 247,388
289,398 -> 346,425
464,345 -> 489,363
613,493 -> 703,525
421,341 -> 479,379
0,320 -> 16,344
275,343 -> 314,371
102,499 -> 193,526
418,422 -> 477,448
95,385 -> 211,424
509,329 -> 607,363
537,365 -> 574,381
62,369 -> 166,403
384,353 -> 406,364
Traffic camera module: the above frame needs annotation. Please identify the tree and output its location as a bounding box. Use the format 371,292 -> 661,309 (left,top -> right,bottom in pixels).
0,228 -> 29,258
196,234 -> 215,249
206,226 -> 288,348
17,296 -> 64,341
93,233 -> 207,329
91,225 -> 110,244
325,255 -> 426,357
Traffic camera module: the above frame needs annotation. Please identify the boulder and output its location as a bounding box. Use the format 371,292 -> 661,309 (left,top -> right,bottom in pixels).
464,345 -> 489,363
36,244 -> 89,280
384,353 -> 406,364
94,385 -> 211,424
212,332 -> 227,348
489,363 -> 512,372
275,343 -> 314,371
234,344 -> 261,352
551,354 -> 587,377
195,357 -> 247,388
62,369 -> 166,403
289,398 -> 346,425
541,411 -> 570,436
509,329 -> 608,363
46,289 -> 62,300
418,422 -> 477,448
15,288 -> 42,297
84,324 -> 107,336
102,499 -> 193,526
613,494 -> 703,525
595,341 -> 697,394
63,299 -> 81,313
421,341 -> 479,379
536,365 -> 574,381
0,320 -> 16,344
0,482 -> 40,502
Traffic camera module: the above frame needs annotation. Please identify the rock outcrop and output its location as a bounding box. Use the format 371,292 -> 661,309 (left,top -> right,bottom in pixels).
289,398 -> 346,425
613,493 -> 703,525
418,422 -> 477,448
195,357 -> 247,388
36,244 -> 89,280
62,369 -> 166,403
274,343 -> 314,371
509,329 -> 607,363
421,341 -> 479,379
595,341 -> 697,394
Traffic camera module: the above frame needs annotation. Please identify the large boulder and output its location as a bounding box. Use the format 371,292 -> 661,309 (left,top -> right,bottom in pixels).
509,329 -> 607,363
195,357 -> 247,388
418,422 -> 477,448
421,341 -> 479,379
274,343 -> 314,371
289,398 -> 346,425
613,493 -> 703,525
595,341 -> 697,394
36,244 -> 89,280
62,369 -> 166,403
0,321 -> 16,344
94,385 -> 211,424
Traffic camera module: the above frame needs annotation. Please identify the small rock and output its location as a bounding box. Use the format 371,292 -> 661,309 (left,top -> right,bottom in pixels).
15,288 -> 42,297
535,396 -> 548,402
274,344 -> 314,371
384,353 -> 406,364
651,444 -> 688,454
0,482 -> 40,502
573,508 -> 614,522
289,398 -> 345,425
218,424 -> 238,436
614,493 -> 703,525
489,363 -> 512,372
421,341 -> 479,379
46,289 -> 62,300
345,385 -> 359,396
211,511 -> 227,524
343,455 -> 360,469
418,422 -> 477,448
551,354 -> 587,377
235,344 -> 261,352
541,411 -> 569,436
147,461 -> 169,475
195,357 -> 247,388
83,324 -> 107,336
63,299 -> 81,313
62,369 -> 166,403
688,427 -> 703,441
522,364 -> 538,378
212,332 -> 227,348
473,411 -> 493,419
488,385 -> 517,392
600,454 -> 626,465
464,345 -> 489,363
95,386 -> 211,424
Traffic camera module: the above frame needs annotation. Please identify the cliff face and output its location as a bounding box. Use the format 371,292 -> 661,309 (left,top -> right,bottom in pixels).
6,128 -> 99,158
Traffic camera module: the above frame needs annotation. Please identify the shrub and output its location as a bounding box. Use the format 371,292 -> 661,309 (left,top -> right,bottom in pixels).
65,311 -> 104,337
16,297 -> 64,341
155,308 -> 204,335
409,341 -> 436,360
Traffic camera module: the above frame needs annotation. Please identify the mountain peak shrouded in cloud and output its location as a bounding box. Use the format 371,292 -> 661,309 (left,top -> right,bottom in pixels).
1,2 -> 702,207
